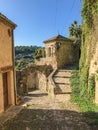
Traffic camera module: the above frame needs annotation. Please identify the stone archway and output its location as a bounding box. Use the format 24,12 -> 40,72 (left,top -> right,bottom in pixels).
16,65 -> 53,96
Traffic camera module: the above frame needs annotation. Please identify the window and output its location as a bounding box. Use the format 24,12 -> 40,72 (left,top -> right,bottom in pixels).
8,29 -> 11,37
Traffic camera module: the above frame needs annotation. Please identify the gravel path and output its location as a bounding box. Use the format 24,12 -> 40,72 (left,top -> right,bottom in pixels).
0,90 -> 98,130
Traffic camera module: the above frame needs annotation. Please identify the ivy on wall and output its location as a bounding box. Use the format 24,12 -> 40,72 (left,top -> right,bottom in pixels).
80,0 -> 98,103
80,0 -> 98,100
81,0 -> 98,28
70,0 -> 98,112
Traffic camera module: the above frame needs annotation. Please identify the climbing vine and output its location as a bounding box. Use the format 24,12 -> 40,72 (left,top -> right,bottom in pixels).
70,0 -> 98,112
80,0 -> 98,102
81,0 -> 98,28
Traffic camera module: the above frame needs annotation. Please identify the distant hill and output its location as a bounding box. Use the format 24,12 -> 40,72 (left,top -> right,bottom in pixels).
15,45 -> 42,70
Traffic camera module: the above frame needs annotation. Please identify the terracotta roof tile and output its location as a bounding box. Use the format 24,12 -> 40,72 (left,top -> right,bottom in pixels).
43,35 -> 73,43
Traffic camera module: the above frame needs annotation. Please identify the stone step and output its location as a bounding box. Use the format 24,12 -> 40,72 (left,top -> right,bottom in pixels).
63,65 -> 78,70
56,83 -> 71,88
58,69 -> 72,72
53,77 -> 70,84
54,75 -> 71,78
53,69 -> 72,94
55,91 -> 71,94
54,86 -> 71,94
55,84 -> 71,93
55,71 -> 72,77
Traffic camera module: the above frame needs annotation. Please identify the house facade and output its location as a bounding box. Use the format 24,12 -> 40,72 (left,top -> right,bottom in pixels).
35,35 -> 79,69
0,13 -> 16,113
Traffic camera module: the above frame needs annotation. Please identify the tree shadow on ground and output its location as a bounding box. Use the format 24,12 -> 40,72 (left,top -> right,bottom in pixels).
23,92 -> 48,103
0,107 -> 98,130
27,93 -> 48,97
28,88 -> 38,92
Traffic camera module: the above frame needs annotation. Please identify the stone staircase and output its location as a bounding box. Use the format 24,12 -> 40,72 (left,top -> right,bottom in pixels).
53,69 -> 72,94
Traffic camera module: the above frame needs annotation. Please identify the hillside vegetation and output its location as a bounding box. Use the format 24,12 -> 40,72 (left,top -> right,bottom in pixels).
15,46 -> 45,70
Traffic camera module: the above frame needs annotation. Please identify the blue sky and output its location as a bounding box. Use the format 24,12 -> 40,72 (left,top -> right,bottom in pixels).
0,0 -> 82,46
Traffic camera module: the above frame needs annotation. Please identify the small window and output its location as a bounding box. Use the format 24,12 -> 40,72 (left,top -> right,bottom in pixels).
56,42 -> 61,49
8,29 -> 11,37
48,47 -> 51,57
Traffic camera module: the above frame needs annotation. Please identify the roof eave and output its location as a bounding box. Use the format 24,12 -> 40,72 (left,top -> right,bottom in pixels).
44,39 -> 74,44
0,13 -> 17,29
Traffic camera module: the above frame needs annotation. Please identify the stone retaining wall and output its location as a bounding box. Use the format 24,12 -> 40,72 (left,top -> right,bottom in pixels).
16,65 -> 53,95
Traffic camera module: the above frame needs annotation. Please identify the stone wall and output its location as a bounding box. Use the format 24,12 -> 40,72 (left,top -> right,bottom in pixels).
89,15 -> 98,75
80,10 -> 98,104
88,15 -> 98,103
45,40 -> 79,69
56,41 -> 79,68
16,65 -> 53,95
36,72 -> 48,92
35,56 -> 57,69
27,72 -> 36,89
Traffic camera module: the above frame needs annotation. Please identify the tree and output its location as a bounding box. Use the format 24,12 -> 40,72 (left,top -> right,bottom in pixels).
34,48 -> 46,59
69,21 -> 82,39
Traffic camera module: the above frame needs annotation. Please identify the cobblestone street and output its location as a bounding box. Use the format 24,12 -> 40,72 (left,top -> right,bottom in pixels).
0,90 -> 97,130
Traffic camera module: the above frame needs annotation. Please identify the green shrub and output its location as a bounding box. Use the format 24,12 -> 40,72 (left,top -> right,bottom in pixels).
70,70 -> 80,102
88,74 -> 95,100
70,70 -> 98,112
79,67 -> 88,97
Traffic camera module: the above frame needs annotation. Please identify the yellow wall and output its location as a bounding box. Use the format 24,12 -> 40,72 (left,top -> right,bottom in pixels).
45,40 -> 77,69
0,73 -> 4,113
0,22 -> 13,67
0,16 -> 16,113
56,41 -> 74,68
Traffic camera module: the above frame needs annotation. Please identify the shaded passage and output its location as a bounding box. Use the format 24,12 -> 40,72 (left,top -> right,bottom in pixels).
0,90 -> 98,130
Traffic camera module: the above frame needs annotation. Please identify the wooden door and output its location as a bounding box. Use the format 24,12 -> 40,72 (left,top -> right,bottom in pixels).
3,73 -> 9,110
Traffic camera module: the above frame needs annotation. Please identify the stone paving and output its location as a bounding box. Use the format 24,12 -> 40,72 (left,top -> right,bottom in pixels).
0,90 -> 98,130
0,105 -> 23,125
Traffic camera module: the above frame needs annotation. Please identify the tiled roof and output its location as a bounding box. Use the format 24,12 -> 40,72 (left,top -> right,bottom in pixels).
43,35 -> 73,43
0,13 -> 17,28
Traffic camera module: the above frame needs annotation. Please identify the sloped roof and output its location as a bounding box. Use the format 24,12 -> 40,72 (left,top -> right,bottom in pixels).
0,13 -> 17,29
43,35 -> 73,43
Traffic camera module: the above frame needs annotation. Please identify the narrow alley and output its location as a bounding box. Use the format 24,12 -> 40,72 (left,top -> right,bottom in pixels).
0,90 -> 97,130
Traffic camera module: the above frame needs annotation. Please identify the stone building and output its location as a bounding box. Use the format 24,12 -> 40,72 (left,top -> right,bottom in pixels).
36,35 -> 79,69
0,13 -> 16,113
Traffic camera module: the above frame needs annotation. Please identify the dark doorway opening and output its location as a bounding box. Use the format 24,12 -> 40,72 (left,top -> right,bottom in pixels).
3,72 -> 9,110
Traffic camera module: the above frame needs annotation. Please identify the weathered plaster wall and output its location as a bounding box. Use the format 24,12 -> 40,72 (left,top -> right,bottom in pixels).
45,41 -> 57,68
0,22 -> 13,67
56,41 -> 74,68
0,16 -> 16,113
89,42 -> 98,75
0,73 -> 4,113
89,15 -> 98,75
80,10 -> 98,104
88,16 -> 98,103
45,40 -> 79,69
